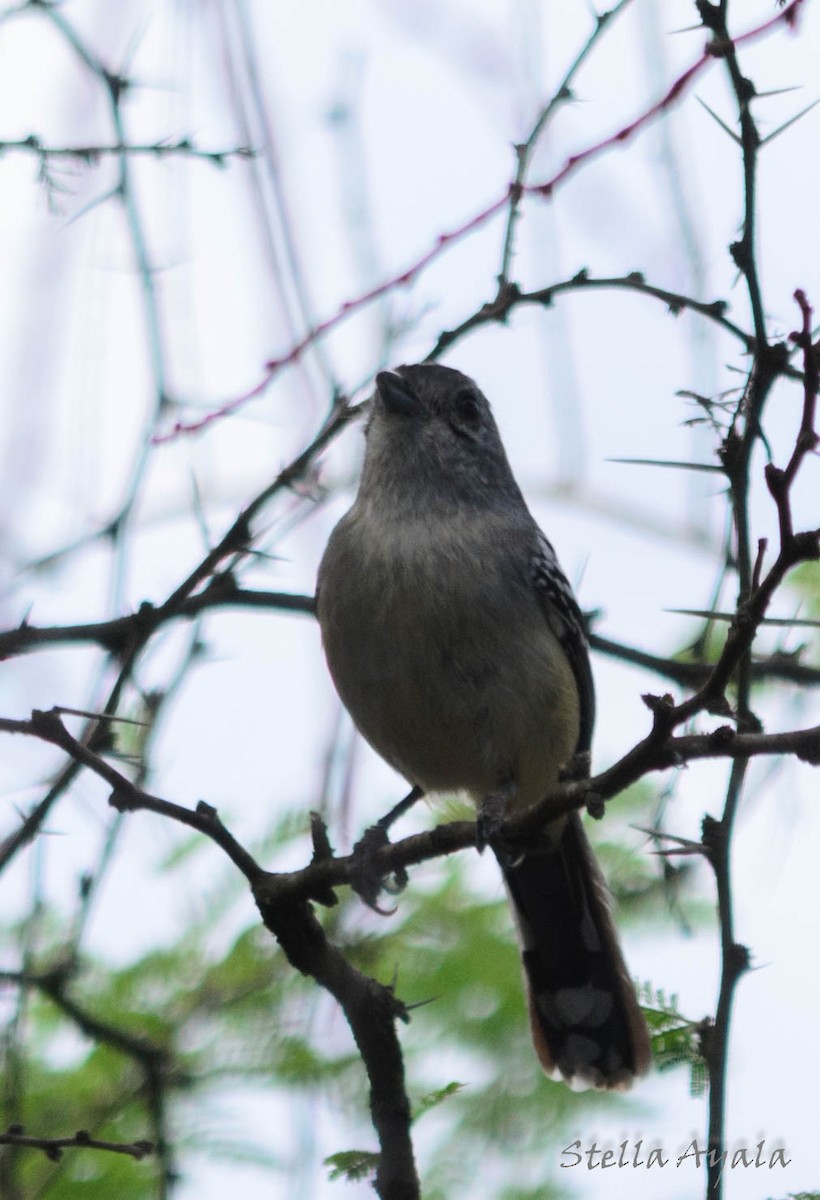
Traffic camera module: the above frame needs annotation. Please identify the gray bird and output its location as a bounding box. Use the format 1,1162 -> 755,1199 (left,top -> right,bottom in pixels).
316,363 -> 651,1089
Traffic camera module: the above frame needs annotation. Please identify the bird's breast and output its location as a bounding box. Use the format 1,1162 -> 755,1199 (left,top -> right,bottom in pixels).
317,511 -> 579,807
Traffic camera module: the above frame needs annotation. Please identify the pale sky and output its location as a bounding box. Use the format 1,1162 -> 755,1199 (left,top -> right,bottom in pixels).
1,1 -> 818,1197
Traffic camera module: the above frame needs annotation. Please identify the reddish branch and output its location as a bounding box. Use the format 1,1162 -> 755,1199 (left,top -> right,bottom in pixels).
155,0 -> 807,440
768,288 -> 820,546
1,7 -> 816,1197
2,270 -> 817,932
3,266 -> 815,1197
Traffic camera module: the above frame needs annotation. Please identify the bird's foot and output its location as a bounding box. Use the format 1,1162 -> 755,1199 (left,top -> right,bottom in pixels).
476,789 -> 510,856
559,750 -> 592,783
349,787 -> 421,911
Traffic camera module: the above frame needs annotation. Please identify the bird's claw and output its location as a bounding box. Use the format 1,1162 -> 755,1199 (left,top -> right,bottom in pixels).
350,823 -> 408,912
476,791 -> 508,855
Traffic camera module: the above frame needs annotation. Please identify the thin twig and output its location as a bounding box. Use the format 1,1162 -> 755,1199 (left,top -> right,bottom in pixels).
0,1128 -> 154,1162
0,135 -> 253,163
157,0 -> 805,440
498,0 -> 636,283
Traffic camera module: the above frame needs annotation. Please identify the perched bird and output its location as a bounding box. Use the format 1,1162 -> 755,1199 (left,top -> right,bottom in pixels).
316,363 -> 650,1089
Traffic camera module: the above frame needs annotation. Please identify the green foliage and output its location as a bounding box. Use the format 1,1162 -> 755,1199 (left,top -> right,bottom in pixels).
337,855 -> 652,1198
16,1141 -> 162,1200
1,796 -> 695,1199
497,1187 -> 563,1200
787,562 -> 820,622
639,983 -> 707,1097
584,781 -> 702,932
412,1081 -> 465,1123
324,1148 -> 379,1183
769,1193 -> 820,1200
1,809 -> 362,1198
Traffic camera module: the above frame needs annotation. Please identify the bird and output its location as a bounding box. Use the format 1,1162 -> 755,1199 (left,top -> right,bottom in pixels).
316,362 -> 651,1089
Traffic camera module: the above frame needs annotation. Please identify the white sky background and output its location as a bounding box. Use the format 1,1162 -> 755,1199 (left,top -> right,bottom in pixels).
0,0 -> 819,1197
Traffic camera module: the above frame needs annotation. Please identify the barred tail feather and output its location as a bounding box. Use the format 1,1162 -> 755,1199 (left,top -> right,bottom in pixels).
502,813 -> 651,1090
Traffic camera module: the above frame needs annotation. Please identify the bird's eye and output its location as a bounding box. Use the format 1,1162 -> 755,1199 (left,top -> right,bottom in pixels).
454,392 -> 481,429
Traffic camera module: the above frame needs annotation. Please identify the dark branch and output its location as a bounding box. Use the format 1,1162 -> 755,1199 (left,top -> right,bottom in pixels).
3,709 -> 816,908
0,134 -> 254,165
429,271 -> 757,362
252,893 -> 419,1200
0,588 -> 315,660
0,1128 -> 154,1163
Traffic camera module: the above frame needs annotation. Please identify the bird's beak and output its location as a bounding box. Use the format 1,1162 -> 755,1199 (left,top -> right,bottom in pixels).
375,371 -> 424,417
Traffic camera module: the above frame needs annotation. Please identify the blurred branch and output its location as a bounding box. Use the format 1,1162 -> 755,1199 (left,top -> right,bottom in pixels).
214,3 -> 336,405
40,3 -> 172,612
0,963 -> 171,1188
158,0 -> 805,439
591,634 -> 820,688
0,588 -> 315,659
0,966 -> 171,1078
498,0 -> 636,283
0,134 -> 254,164
0,1128 -> 154,1163
3,598 -> 817,690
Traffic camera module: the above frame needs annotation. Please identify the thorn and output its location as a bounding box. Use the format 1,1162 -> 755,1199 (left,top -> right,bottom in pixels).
605,457 -> 724,473
761,98 -> 820,146
666,608 -> 820,628
633,824 -> 706,857
754,85 -> 804,99
52,706 -> 148,726
695,96 -> 741,144
63,185 -> 121,227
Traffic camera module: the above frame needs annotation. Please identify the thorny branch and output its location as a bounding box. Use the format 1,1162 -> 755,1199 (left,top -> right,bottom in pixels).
0,5 -> 233,1191
692,3 -> 818,1194
3,587 -> 818,687
155,0 -> 806,439
1,712 -> 817,908
0,134 -> 253,165
2,345 -> 814,1190
497,0 -> 636,284
0,1 -> 817,1197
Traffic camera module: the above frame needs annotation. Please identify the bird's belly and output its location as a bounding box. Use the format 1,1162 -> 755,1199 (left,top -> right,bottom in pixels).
321,567 -> 579,808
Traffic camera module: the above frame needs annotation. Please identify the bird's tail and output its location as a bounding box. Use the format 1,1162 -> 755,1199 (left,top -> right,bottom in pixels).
501,812 -> 651,1090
